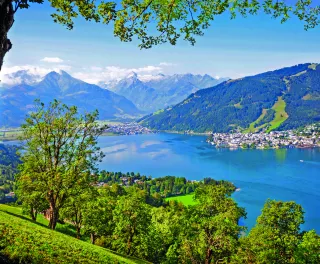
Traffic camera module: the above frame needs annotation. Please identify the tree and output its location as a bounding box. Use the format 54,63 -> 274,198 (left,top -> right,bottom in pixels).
15,173 -> 48,221
17,100 -> 106,230
147,202 -> 185,263
237,200 -> 305,264
112,188 -> 151,256
1,0 -> 320,71
296,230 -> 320,264
60,186 -> 96,239
177,184 -> 246,264
82,185 -> 123,244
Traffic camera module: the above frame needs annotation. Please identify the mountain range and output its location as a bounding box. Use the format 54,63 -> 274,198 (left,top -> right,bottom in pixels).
0,71 -> 141,127
0,70 -> 226,127
140,63 -> 320,132
99,73 -> 227,112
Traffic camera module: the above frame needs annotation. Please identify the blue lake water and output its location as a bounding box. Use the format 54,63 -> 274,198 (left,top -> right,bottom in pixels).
98,133 -> 320,232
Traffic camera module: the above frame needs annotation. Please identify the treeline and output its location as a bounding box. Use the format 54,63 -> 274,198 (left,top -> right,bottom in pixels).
98,171 -> 233,198
0,144 -> 20,202
17,183 -> 320,264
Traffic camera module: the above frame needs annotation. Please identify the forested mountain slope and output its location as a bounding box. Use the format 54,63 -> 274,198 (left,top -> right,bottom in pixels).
141,63 -> 320,132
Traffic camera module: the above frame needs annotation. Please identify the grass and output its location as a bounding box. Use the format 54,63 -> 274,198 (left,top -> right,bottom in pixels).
244,109 -> 267,133
302,94 -> 312,100
166,194 -> 198,206
308,63 -> 318,70
266,96 -> 289,132
244,96 -> 289,133
153,109 -> 164,115
290,70 -> 307,78
234,102 -> 243,109
0,205 -> 148,264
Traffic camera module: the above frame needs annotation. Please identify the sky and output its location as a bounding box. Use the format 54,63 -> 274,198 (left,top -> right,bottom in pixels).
1,1 -> 320,84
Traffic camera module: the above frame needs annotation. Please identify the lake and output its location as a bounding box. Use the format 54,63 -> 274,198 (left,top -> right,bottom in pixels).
98,133 -> 320,232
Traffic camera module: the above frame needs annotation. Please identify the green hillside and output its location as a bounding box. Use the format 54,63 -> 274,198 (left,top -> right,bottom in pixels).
0,205 -> 148,264
245,96 -> 289,133
141,63 -> 320,133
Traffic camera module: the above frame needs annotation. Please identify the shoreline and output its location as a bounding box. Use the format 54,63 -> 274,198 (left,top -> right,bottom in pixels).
160,130 -> 211,136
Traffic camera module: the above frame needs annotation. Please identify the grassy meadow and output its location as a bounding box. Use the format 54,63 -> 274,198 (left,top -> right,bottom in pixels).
166,194 -> 197,206
266,96 -> 289,132
244,96 -> 289,133
0,205 -> 148,264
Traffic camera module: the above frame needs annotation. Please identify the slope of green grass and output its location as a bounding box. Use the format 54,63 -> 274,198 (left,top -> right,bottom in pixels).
266,96 -> 289,132
244,109 -> 267,133
244,97 -> 289,133
153,109 -> 164,115
0,205 -> 78,238
0,205 -> 148,264
166,194 -> 197,206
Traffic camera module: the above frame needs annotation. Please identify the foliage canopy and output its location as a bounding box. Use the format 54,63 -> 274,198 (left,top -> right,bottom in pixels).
17,100 -> 106,229
16,0 -> 320,49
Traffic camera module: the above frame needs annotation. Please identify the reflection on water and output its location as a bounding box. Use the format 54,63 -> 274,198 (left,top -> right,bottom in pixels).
274,148 -> 287,163
98,133 -> 320,232
101,144 -> 128,154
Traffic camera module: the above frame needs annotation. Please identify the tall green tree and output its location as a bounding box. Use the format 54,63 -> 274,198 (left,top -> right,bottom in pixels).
235,200 -> 305,264
112,188 -> 151,256
60,186 -> 96,239
147,201 -> 185,264
1,0 -> 320,71
296,230 -> 320,264
83,185 -> 125,245
17,100 -> 106,230
15,173 -> 48,221
176,184 -> 246,264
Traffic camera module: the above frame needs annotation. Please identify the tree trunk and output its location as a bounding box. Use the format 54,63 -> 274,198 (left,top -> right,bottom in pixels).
90,233 -> 96,244
76,226 -> 81,239
0,0 -> 14,72
48,204 -> 59,230
205,247 -> 212,264
30,207 -> 37,221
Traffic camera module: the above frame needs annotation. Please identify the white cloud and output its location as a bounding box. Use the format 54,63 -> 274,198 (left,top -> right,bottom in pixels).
0,64 -> 71,86
73,65 -> 164,84
41,57 -> 64,63
159,62 -> 175,66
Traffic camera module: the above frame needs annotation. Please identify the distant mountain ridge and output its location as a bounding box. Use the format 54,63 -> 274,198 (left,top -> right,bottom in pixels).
140,63 -> 320,133
0,71 -> 141,127
0,70 -> 41,87
99,73 -> 227,112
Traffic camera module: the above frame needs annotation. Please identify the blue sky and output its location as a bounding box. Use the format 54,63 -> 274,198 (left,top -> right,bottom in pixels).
2,1 -> 320,83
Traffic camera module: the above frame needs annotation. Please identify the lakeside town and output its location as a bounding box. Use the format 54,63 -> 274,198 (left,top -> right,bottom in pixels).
207,124 -> 320,149
104,122 -> 155,135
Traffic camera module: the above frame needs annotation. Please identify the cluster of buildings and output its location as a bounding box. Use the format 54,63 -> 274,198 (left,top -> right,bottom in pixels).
104,122 -> 154,135
119,176 -> 144,186
207,128 -> 320,149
